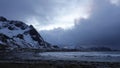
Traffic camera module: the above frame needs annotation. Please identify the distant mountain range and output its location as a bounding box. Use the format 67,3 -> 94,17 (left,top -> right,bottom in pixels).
75,46 -> 114,51
0,16 -> 51,49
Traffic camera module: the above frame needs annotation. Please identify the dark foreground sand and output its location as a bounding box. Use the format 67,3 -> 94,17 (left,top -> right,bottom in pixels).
0,60 -> 120,68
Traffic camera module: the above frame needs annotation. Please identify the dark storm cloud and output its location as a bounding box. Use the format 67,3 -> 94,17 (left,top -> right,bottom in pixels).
73,0 -> 120,46
41,0 -> 120,49
0,0 -> 61,23
0,0 -> 33,20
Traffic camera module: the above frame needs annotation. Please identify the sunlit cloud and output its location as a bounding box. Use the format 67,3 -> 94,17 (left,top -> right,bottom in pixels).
110,0 -> 120,6
26,0 -> 93,31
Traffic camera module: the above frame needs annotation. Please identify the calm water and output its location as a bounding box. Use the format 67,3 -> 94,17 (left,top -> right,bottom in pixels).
38,52 -> 120,62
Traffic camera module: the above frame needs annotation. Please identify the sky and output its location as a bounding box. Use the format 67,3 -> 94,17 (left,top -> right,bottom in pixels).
0,0 -> 92,30
0,0 -> 120,49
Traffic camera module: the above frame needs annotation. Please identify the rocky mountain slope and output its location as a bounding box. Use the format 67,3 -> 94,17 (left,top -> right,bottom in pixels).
0,16 -> 51,49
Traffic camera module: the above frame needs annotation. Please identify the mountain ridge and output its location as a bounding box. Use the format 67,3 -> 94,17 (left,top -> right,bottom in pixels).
0,16 -> 51,49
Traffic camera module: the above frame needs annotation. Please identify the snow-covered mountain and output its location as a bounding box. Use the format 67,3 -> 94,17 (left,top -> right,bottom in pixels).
0,16 -> 51,49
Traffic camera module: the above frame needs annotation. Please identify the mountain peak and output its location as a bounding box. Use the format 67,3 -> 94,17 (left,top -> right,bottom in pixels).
0,16 -> 51,49
0,16 -> 7,22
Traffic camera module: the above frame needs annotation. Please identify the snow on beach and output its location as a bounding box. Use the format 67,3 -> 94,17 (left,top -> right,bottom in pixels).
1,51 -> 120,68
36,52 -> 120,62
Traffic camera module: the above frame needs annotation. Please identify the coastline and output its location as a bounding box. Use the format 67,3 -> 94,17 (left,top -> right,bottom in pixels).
0,60 -> 120,68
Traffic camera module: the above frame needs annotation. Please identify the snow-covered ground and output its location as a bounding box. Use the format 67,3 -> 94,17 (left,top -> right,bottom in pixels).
1,51 -> 120,68
12,51 -> 120,63
35,52 -> 120,62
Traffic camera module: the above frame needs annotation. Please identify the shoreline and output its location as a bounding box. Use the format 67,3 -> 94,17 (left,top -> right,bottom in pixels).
1,51 -> 120,68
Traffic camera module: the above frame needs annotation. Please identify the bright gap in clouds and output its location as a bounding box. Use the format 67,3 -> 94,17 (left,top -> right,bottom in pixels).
110,0 -> 120,6
26,0 -> 93,31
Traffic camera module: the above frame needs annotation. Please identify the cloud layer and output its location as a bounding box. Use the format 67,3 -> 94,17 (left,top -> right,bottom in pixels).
41,0 -> 120,49
0,0 -> 92,30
